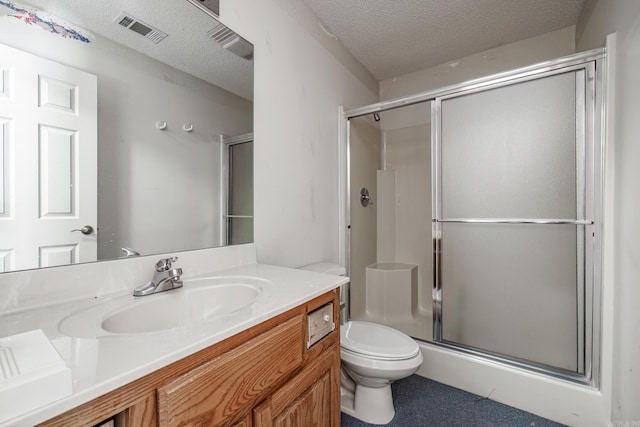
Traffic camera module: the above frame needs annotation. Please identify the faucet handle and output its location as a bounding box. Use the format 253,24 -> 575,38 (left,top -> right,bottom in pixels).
155,256 -> 178,272
171,267 -> 183,281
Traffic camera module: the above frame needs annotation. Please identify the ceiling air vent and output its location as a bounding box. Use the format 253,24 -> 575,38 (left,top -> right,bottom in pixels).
207,23 -> 253,59
113,12 -> 168,44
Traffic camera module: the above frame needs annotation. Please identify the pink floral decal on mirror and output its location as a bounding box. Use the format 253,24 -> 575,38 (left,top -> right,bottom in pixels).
0,0 -> 92,43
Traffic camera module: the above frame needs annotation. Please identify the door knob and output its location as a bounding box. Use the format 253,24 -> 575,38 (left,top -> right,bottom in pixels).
71,225 -> 94,235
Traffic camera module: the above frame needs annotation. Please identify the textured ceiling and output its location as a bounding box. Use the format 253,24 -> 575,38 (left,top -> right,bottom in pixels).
24,0 -> 253,100
303,0 -> 586,80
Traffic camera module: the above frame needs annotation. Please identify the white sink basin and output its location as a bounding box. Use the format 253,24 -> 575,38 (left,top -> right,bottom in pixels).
102,281 -> 262,334
59,276 -> 270,338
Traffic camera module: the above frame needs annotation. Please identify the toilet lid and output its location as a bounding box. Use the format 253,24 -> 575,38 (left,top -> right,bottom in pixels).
340,321 -> 420,360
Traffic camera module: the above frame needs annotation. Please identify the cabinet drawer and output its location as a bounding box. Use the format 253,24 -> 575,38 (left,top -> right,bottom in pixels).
157,315 -> 304,426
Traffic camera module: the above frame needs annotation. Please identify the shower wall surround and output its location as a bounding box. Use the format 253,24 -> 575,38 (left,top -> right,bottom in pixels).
378,116 -> 431,340
348,104 -> 432,341
348,117 -> 381,319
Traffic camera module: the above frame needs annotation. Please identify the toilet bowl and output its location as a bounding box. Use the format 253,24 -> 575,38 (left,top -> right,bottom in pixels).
297,263 -> 423,424
340,320 -> 423,425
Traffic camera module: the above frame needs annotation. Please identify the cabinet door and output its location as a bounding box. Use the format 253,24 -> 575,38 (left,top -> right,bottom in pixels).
254,344 -> 340,427
157,316 -> 304,426
274,370 -> 331,427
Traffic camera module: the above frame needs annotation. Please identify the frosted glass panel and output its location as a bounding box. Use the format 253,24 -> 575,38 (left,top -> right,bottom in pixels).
228,141 -> 253,245
441,223 -> 579,371
228,217 -> 253,245
441,72 -> 580,219
229,141 -> 253,215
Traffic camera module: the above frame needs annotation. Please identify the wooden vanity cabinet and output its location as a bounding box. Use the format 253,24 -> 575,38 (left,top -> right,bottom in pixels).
252,341 -> 340,426
38,290 -> 340,427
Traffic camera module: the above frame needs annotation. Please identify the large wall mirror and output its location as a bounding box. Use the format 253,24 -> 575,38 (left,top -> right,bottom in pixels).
0,0 -> 254,273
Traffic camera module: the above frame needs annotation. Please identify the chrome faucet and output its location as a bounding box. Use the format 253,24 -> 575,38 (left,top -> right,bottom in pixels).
133,257 -> 183,296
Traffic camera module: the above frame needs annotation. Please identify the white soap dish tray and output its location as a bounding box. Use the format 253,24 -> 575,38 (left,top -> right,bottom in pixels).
0,329 -> 72,423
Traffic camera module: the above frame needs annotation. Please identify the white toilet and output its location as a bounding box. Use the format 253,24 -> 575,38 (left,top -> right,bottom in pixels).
299,263 -> 423,425
340,320 -> 423,424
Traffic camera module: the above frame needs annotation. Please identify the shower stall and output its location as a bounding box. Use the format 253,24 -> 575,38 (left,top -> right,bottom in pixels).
340,48 -> 605,385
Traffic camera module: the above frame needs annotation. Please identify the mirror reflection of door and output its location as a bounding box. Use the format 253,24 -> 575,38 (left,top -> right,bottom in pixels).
223,134 -> 253,245
0,43 -> 97,272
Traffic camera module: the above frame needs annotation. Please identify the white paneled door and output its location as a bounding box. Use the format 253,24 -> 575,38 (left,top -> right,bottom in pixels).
0,43 -> 97,272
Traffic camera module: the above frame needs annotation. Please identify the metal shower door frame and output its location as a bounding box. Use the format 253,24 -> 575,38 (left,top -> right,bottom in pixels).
431,58 -> 604,387
339,48 -> 605,388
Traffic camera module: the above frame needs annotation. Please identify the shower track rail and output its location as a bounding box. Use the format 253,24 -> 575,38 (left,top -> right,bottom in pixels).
435,218 -> 594,225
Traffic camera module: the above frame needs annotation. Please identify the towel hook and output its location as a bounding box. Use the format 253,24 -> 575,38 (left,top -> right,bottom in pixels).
183,124 -> 193,132
155,121 -> 167,130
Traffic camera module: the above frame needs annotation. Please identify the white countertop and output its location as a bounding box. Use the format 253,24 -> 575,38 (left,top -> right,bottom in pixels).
0,263 -> 348,426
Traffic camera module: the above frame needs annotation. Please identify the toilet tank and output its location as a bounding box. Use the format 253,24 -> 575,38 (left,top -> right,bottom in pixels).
299,262 -> 349,324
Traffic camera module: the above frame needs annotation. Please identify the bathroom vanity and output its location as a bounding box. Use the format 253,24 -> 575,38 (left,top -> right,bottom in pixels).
0,259 -> 346,427
42,290 -> 340,427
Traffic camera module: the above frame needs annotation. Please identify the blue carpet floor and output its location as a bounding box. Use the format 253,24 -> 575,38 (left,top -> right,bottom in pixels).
341,375 -> 566,427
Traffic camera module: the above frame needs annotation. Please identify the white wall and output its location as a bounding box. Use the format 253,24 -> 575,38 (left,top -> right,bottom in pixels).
221,0 -> 379,268
380,26 -> 576,101
0,15 -> 253,260
576,1 -> 640,424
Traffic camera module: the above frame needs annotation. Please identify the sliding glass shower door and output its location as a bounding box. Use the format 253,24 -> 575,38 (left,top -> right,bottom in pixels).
432,62 -> 601,382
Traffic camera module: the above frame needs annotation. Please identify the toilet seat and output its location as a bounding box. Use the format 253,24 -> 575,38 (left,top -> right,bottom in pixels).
340,321 -> 420,361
